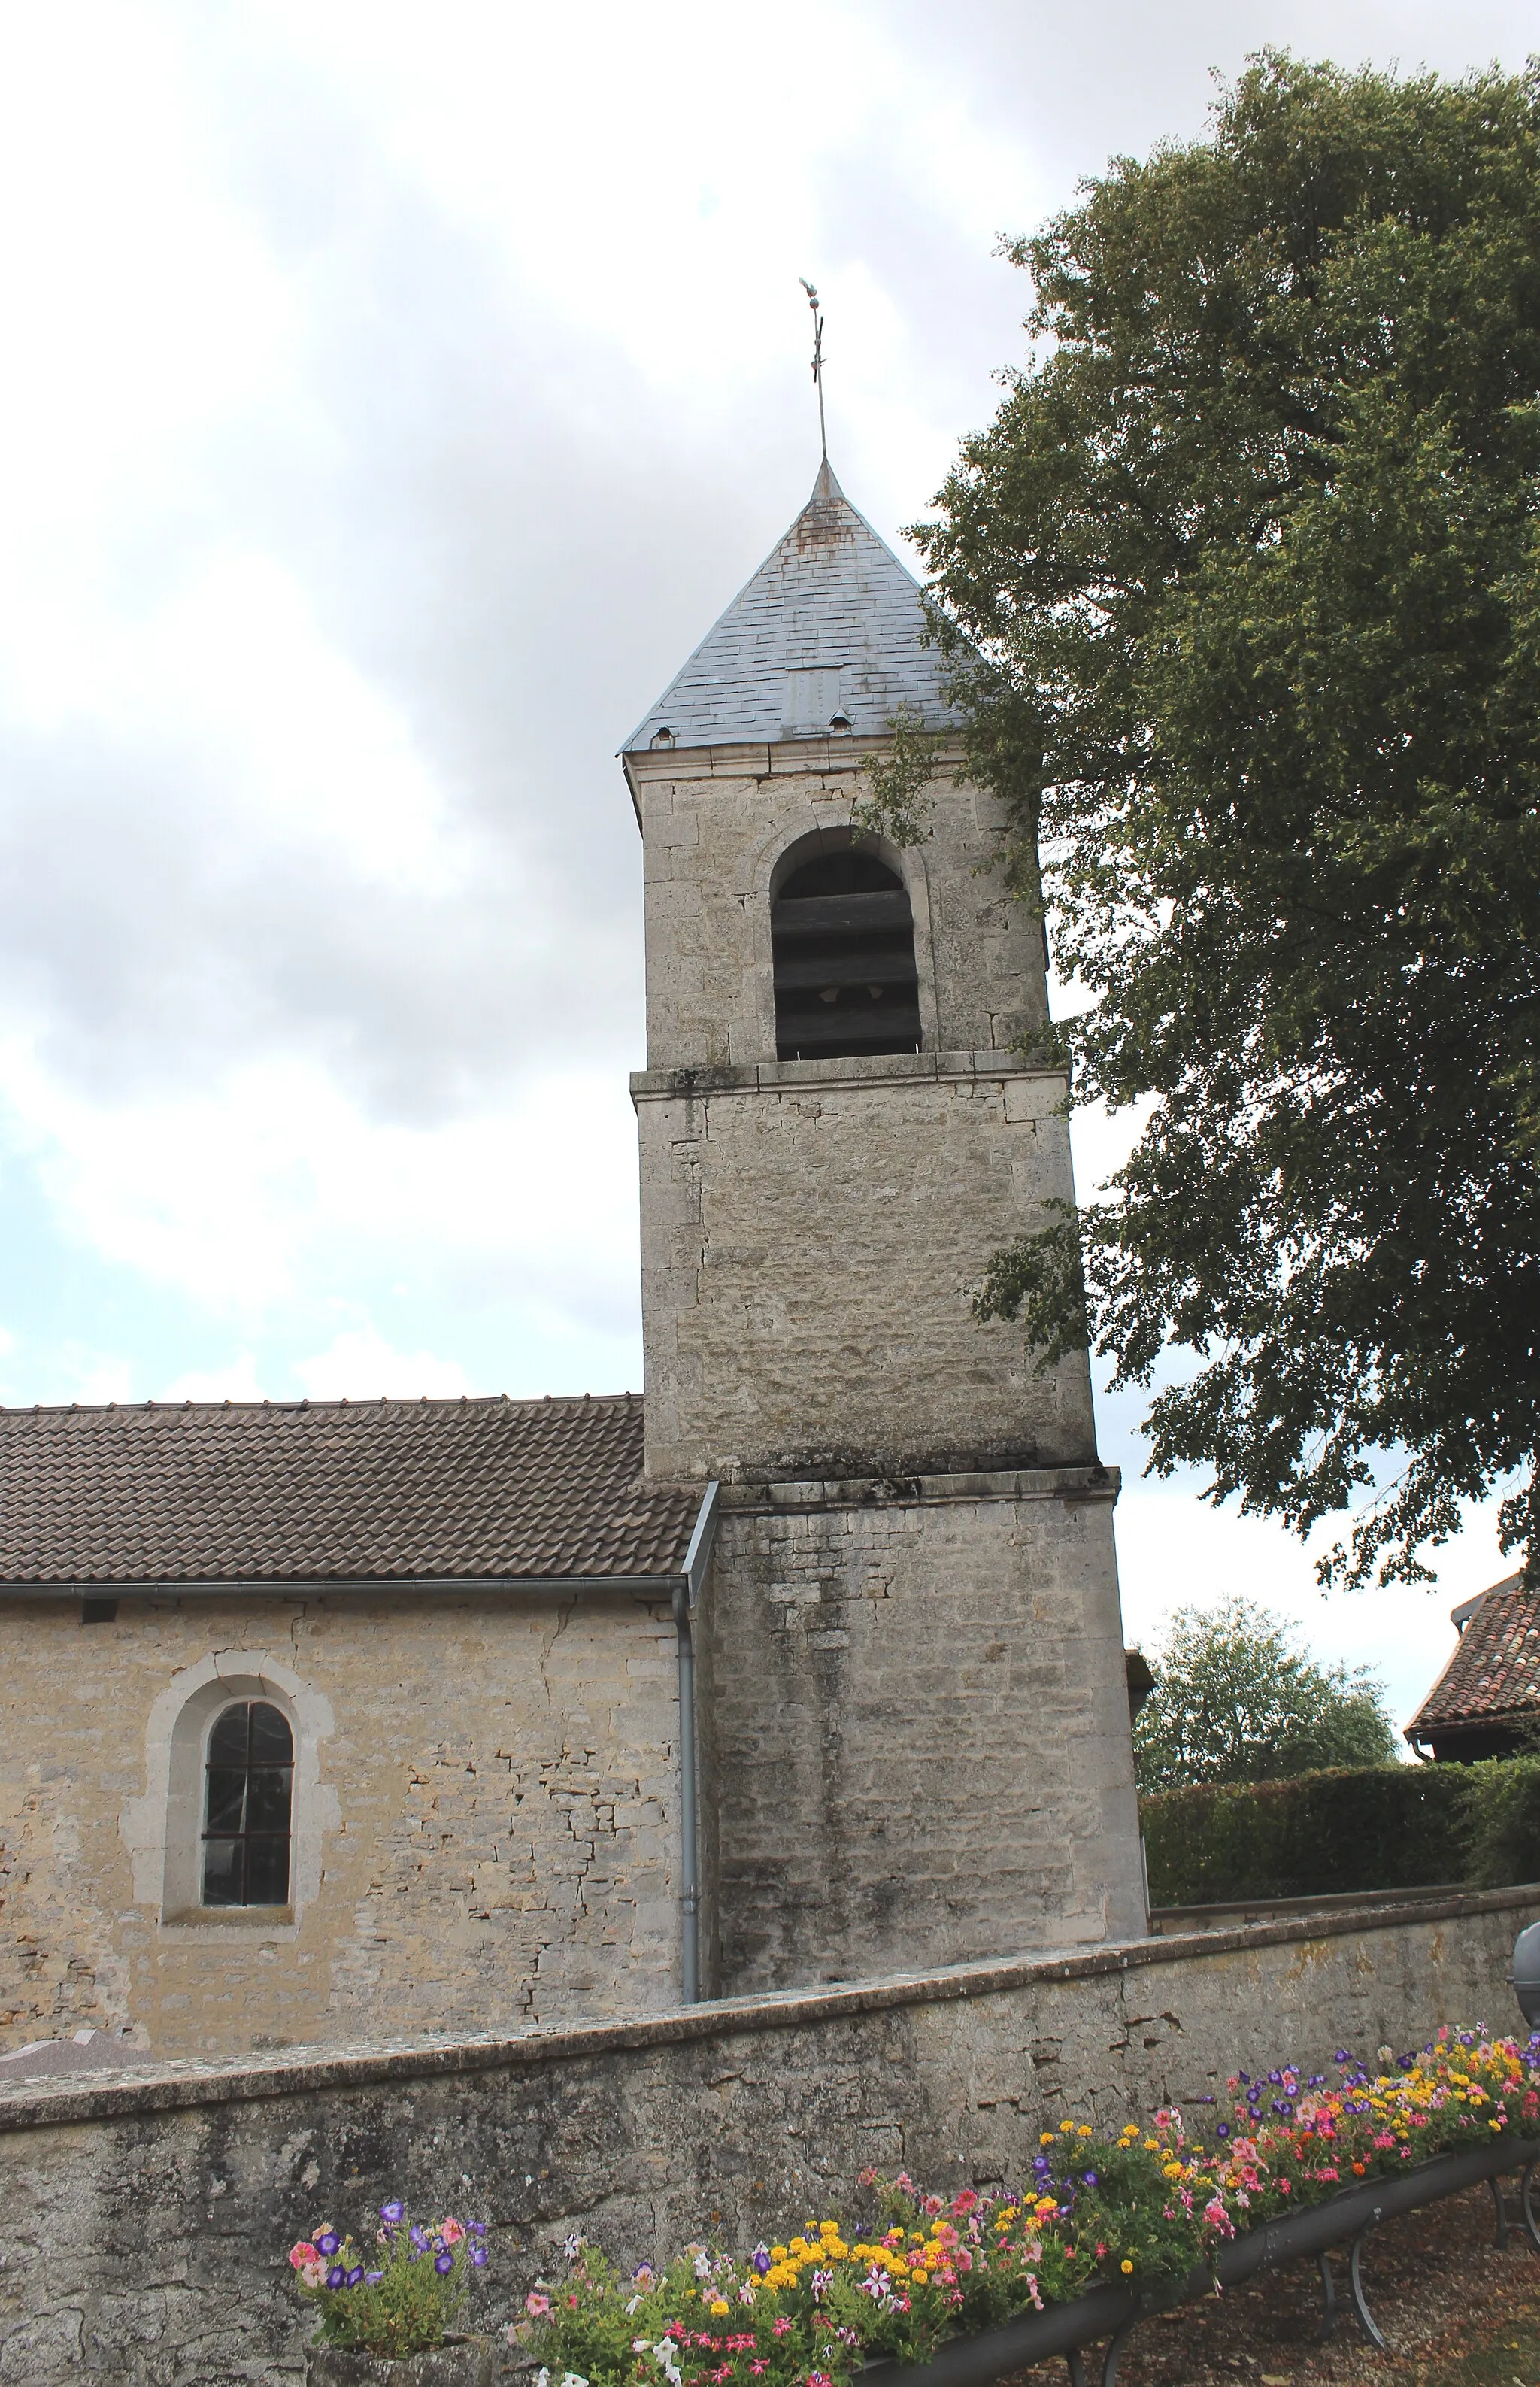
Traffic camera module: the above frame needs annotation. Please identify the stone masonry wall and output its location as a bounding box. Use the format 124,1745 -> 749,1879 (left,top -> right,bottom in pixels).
0,1889 -> 1533,2384
634,1059 -> 1094,1484
0,1591 -> 682,2061
633,748 -> 1047,1071
696,1470 -> 1145,1994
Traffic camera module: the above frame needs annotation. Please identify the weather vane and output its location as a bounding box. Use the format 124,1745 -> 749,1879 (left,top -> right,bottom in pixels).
799,277 -> 827,463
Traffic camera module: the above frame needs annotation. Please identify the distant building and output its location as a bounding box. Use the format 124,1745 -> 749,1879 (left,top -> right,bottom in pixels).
1405,1573 -> 1540,1761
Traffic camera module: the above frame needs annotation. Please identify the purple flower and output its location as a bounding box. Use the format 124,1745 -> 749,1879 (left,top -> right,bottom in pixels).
347,2267 -> 365,2288
435,2252 -> 455,2276
1216,2123 -> 1230,2140
410,2227 -> 429,2250
326,2267 -> 346,2291
1237,2072 -> 1250,2085
1082,2172 -> 1099,2188
365,2271 -> 384,2285
1267,2070 -> 1282,2086
316,2231 -> 341,2257
470,2222 -> 487,2238
1335,2050 -> 1351,2065
753,2244 -> 771,2276
380,2201 -> 405,2225
471,2246 -> 488,2269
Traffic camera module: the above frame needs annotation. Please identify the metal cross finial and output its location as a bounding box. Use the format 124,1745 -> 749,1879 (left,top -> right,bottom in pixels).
799,277 -> 827,463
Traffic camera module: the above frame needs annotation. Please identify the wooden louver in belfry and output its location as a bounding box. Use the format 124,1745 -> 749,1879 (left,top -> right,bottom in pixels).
772,850 -> 922,1060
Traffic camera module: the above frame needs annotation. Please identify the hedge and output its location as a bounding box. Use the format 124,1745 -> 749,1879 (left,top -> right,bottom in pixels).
1140,1758 -> 1540,1906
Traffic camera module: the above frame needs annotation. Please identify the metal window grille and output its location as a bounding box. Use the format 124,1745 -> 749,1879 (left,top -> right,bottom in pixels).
201,1700 -> 293,1906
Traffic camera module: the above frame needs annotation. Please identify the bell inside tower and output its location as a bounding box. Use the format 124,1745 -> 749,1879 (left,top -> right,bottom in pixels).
771,846 -> 921,1060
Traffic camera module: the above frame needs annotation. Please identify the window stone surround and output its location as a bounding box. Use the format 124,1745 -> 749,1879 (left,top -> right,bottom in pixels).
120,1646 -> 338,1942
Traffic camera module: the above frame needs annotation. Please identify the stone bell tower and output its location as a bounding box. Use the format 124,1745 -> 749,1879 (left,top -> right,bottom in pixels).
622,460 -> 1145,1996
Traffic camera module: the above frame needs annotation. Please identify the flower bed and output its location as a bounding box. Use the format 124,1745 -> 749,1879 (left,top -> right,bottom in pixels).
515,2027 -> 1540,2387
290,2201 -> 490,2358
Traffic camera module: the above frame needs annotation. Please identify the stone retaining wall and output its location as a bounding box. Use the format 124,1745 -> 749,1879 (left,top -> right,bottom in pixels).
1,1887 -> 1534,2387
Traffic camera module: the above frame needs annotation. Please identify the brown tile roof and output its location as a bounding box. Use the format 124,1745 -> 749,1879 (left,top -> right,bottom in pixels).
0,1394 -> 703,1588
1405,1573 -> 1539,1738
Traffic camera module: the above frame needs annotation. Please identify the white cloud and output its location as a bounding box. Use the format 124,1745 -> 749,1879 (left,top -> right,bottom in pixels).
162,1353 -> 268,1404
0,1038 -> 638,1327
290,1327 -> 473,1400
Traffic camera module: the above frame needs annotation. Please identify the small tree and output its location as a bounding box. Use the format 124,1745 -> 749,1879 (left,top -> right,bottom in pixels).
1133,1596 -> 1399,1796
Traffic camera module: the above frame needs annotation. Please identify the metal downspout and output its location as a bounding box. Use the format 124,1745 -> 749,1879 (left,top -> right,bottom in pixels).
674,1482 -> 720,2004
671,1582 -> 700,2003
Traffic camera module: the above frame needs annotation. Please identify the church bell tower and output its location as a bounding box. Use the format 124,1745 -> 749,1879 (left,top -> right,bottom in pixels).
622,461 -> 1145,1994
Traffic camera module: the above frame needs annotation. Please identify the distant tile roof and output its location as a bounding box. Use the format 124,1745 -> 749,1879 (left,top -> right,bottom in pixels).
624,460 -> 964,754
0,1394 -> 702,1588
1405,1573 -> 1539,1738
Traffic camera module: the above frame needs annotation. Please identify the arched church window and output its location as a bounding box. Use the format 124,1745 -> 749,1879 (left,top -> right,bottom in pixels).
202,1700 -> 293,1906
772,848 -> 921,1060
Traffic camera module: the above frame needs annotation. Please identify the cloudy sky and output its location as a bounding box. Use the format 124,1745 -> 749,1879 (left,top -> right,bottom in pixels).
0,0 -> 1529,1725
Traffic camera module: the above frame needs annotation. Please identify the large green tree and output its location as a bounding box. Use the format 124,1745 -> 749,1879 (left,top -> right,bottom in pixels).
1132,1597 -> 1398,1795
914,53 -> 1540,1588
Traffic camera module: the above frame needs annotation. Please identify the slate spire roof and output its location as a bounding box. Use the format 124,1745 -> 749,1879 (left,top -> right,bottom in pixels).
624,460 -> 962,754
1405,1573 -> 1540,1741
0,1394 -> 704,1588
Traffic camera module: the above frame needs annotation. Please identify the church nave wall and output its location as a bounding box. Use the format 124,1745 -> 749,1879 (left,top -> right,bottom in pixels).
0,1591 -> 684,2059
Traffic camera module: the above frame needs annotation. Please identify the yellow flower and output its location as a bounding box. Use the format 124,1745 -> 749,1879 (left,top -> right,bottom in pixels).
1060,2120 -> 1075,2134
772,2246 -> 787,2261
709,2301 -> 730,2317
1120,2260 -> 1134,2276
1144,2140 -> 1160,2153
1077,2125 -> 1093,2138
1041,2131 -> 1056,2146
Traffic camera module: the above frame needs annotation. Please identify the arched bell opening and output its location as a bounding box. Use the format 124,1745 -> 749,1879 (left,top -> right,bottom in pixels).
771,844 -> 922,1060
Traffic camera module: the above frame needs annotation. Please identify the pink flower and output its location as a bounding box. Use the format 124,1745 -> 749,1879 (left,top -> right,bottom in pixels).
525,2293 -> 552,2318
441,2219 -> 466,2245
289,2242 -> 319,2271
772,2319 -> 792,2340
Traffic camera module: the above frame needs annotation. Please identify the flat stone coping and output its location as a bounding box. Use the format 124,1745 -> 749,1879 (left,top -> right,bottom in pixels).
2,1884 -> 1533,2136
630,1052 -> 1065,1100
1149,1883 -> 1472,1932
720,1464 -> 1120,1512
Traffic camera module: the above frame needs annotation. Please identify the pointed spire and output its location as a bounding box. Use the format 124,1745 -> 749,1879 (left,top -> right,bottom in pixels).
623,466 -> 962,755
